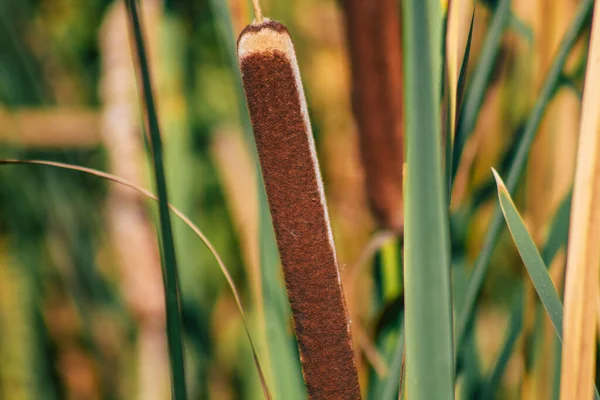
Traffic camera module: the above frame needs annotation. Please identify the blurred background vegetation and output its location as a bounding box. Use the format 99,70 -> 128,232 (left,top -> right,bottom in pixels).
0,0 -> 589,399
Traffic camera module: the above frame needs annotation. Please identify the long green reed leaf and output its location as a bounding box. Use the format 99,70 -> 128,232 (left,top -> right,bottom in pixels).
403,0 -> 454,398
492,170 -> 563,338
123,1 -> 186,398
454,0 -> 593,353
492,169 -> 600,400
0,159 -> 271,399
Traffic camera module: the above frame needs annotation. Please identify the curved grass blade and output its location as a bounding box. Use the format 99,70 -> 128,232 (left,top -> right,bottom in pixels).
0,159 -> 272,400
492,169 -> 600,400
454,0 -> 594,352
123,1 -> 186,398
403,0 -> 454,398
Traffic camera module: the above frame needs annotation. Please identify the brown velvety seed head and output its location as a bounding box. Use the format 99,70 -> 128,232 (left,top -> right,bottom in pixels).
343,0 -> 404,231
238,20 -> 361,399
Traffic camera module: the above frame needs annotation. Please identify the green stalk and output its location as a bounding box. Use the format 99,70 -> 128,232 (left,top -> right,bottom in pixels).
454,0 -> 593,353
402,0 -> 454,398
123,1 -> 187,399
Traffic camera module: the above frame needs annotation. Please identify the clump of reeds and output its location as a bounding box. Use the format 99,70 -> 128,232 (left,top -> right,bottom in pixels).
238,17 -> 361,398
7,0 -> 600,399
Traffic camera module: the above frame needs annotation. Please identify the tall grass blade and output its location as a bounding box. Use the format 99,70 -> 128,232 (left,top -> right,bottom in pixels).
100,5 -> 171,397
0,158 -> 272,399
451,0 -> 511,187
560,1 -> 600,396
446,2 -> 475,197
402,0 -> 454,398
454,0 -> 593,352
123,1 -> 186,398
446,0 -> 473,147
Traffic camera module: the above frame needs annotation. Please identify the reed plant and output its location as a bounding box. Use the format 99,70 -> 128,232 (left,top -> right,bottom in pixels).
5,0 -> 600,399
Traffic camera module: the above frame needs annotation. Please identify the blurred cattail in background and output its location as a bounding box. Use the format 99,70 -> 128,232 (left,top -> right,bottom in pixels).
342,0 -> 404,233
100,2 -> 170,399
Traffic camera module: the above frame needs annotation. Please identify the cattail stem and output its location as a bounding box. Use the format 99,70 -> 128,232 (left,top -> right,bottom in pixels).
238,20 -> 361,399
251,0 -> 263,22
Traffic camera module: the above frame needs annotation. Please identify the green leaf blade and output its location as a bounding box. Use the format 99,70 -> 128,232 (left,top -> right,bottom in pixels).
403,0 -> 454,398
454,0 -> 593,354
124,1 -> 187,398
492,169 -> 600,399
492,169 -> 563,339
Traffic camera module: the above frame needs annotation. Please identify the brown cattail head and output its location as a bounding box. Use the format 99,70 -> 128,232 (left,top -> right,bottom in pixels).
238,20 -> 361,399
343,0 -> 404,232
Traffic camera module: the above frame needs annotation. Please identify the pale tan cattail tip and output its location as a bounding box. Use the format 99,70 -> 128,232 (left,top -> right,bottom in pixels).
238,19 -> 294,60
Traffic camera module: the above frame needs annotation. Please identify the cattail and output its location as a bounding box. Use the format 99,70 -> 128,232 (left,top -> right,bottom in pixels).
100,3 -> 170,399
238,19 -> 361,398
342,0 -> 404,232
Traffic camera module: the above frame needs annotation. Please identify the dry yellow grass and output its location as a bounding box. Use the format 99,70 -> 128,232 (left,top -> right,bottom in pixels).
560,1 -> 600,398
